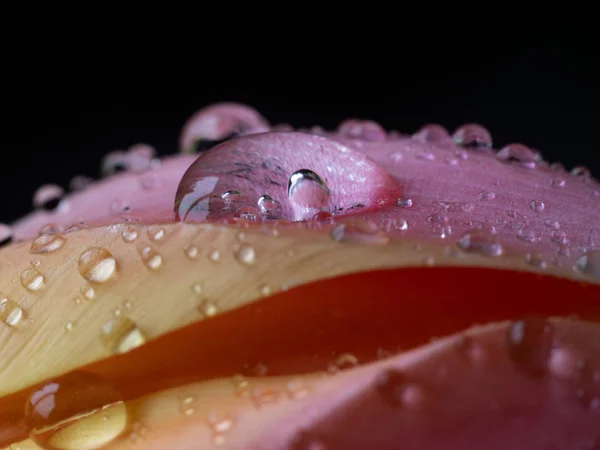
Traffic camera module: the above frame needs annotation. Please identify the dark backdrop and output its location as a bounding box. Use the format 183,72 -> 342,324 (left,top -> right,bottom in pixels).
3,8 -> 599,223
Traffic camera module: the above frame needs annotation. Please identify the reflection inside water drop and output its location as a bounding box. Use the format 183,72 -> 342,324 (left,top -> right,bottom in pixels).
287,169 -> 330,221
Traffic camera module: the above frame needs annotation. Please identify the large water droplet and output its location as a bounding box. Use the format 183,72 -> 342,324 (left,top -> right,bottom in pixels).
78,248 -> 117,283
25,372 -> 127,450
337,119 -> 386,141
288,169 -> 330,221
496,143 -> 537,168
101,317 -> 147,354
507,317 -> 554,377
452,124 -> 492,150
0,295 -> 23,326
457,229 -> 503,256
529,200 -> 545,213
34,184 -> 65,211
412,124 -> 450,143
330,218 -> 389,245
575,251 -> 600,279
30,234 -> 66,254
20,268 -> 46,291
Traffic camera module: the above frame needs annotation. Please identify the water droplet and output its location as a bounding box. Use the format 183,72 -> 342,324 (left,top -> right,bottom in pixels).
412,124 -> 449,143
457,229 -> 503,256
30,234 -> 66,254
185,245 -> 199,259
102,151 -> 129,176
337,119 -> 386,141
477,190 -> 496,201
0,295 -> 23,326
330,218 -> 390,245
81,285 -> 96,300
575,251 -> 600,279
525,252 -> 548,268
516,229 -> 539,243
529,200 -> 545,213
235,244 -> 256,265
332,353 -> 359,371
550,230 -> 568,244
78,248 -> 117,283
426,213 -> 448,224
25,372 -> 127,450
507,317 -> 554,377
121,225 -> 138,242
290,432 -> 328,450
110,199 -> 130,214
259,284 -> 272,296
147,226 -> 165,241
496,143 -> 537,167
456,335 -> 487,363
209,250 -> 221,262
20,268 -> 45,291
550,177 -> 566,188
34,184 -> 65,211
396,197 -> 413,208
417,151 -> 435,161
382,217 -> 408,232
234,206 -> 260,222
207,411 -> 234,434
100,316 -> 146,354
543,218 -> 560,229
250,387 -> 282,408
257,194 -> 281,218
452,124 -> 492,150
286,378 -> 309,399
199,300 -> 218,317
40,223 -> 64,235
571,165 -> 592,179
69,175 -> 94,192
138,246 -> 162,270
0,223 -> 13,247
374,368 -> 424,409
389,151 -> 404,163
221,190 -> 242,205
287,169 -> 330,220
231,374 -> 250,397
548,347 -> 580,379
64,321 -> 74,332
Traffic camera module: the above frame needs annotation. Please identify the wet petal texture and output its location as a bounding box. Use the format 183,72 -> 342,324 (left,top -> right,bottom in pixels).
179,102 -> 271,153
175,131 -> 401,222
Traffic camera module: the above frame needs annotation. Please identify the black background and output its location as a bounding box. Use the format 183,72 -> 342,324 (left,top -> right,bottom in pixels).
3,8 -> 599,223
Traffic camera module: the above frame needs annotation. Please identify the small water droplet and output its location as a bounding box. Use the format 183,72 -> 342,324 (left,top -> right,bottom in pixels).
20,268 -> 45,291
571,166 -> 592,179
81,285 -> 96,300
286,378 -> 309,399
64,321 -> 74,332
478,190 -> 496,201
374,368 -> 424,409
121,225 -> 138,242
40,223 -> 64,235
102,151 -> 129,176
550,230 -> 568,244
338,119 -> 386,141
199,300 -> 218,317
34,184 -> 65,211
525,252 -> 548,268
185,245 -> 199,259
550,177 -> 566,188
389,151 -> 404,163
290,432 -> 328,450
257,194 -> 281,218
288,169 -> 330,220
330,353 -> 359,372
259,284 -> 272,296
231,374 -> 250,397
330,218 -> 389,245
457,229 -> 503,256
100,316 -> 146,354
138,246 -> 162,270
78,248 -> 117,283
110,199 -> 130,215
396,197 -> 413,208
529,200 -> 545,213
452,124 -> 492,150
207,411 -> 234,434
25,372 -> 127,450
417,151 -> 435,161
250,387 -> 281,408
543,218 -> 560,229
209,250 -> 221,262
575,251 -> 600,279
456,335 -> 487,363
69,175 -> 94,192
147,226 -> 165,241
412,123 -> 449,143
0,295 -> 23,326
235,244 -> 256,265
191,283 -> 203,296
234,206 -> 260,222
382,217 -> 408,232
548,347 -> 580,379
507,317 -> 554,377
30,234 -> 66,254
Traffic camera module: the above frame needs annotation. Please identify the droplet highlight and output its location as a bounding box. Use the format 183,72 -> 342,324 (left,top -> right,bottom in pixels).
78,248 -> 117,283
30,234 -> 66,254
100,317 -> 147,354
